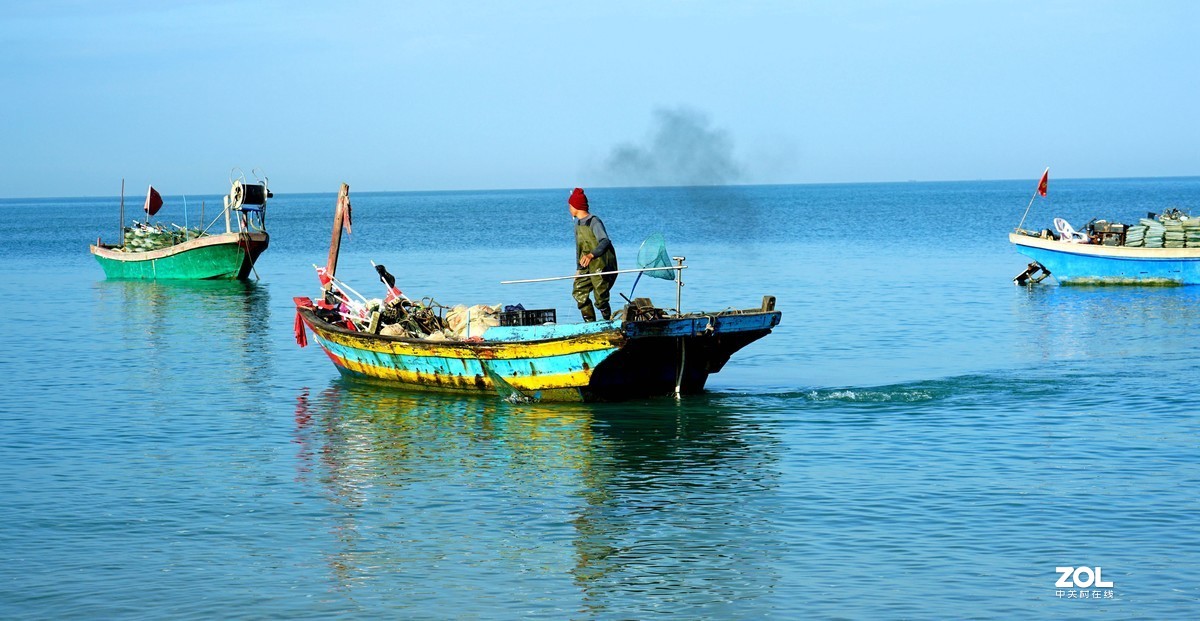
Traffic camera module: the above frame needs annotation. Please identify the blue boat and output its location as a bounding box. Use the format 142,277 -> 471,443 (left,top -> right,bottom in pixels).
1010,231 -> 1200,285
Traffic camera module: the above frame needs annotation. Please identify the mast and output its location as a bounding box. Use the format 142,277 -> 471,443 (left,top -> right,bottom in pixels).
119,179 -> 125,247
326,183 -> 350,278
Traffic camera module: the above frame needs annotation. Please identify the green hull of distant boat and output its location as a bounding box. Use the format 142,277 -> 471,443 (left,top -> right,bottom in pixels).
90,232 -> 269,280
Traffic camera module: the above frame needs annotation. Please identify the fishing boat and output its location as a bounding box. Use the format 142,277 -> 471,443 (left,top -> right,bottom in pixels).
293,184 -> 782,402
1011,207 -> 1200,286
1009,168 -> 1200,285
90,170 -> 272,279
1010,216 -> 1200,285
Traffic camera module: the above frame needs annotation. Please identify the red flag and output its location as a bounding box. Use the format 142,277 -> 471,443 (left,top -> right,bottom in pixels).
1037,168 -> 1049,197
144,185 -> 163,216
316,266 -> 332,287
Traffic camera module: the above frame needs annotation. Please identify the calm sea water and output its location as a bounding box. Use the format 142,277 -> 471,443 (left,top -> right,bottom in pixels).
2,178 -> 1198,619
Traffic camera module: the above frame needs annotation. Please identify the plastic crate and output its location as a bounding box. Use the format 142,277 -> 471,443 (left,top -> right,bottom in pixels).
499,308 -> 556,326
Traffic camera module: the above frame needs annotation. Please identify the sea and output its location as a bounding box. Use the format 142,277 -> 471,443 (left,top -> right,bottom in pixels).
1,178 -> 1198,619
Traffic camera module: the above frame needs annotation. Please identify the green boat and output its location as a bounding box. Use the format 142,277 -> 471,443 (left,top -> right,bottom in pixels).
91,231 -> 269,280
90,171 -> 272,280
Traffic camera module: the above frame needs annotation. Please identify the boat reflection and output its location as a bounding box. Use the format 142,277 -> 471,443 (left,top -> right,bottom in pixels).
1012,285 -> 1200,362
573,398 -> 783,616
292,384 -> 783,616
92,279 -> 272,398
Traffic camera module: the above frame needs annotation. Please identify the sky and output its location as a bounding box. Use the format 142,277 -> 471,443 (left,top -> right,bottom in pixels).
1,0 -> 1196,198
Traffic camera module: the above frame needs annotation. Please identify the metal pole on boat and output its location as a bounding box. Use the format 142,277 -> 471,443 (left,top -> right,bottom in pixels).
1016,166 -> 1049,232
311,264 -> 370,305
673,256 -> 685,315
675,339 -> 686,399
672,256 -> 686,398
119,179 -> 125,247
500,265 -> 686,284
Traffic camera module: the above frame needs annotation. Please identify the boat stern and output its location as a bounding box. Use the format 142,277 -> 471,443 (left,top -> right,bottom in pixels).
585,299 -> 782,400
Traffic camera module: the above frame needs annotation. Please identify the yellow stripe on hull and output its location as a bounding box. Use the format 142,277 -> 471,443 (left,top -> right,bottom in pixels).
319,325 -> 624,359
325,349 -> 595,400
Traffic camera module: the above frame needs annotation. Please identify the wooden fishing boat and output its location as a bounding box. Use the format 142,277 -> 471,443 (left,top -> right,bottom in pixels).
90,171 -> 272,280
294,297 -> 781,402
91,231 -> 269,280
293,183 -> 782,402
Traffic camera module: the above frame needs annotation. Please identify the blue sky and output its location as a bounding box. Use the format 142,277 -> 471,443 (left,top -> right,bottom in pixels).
1,1 -> 1196,197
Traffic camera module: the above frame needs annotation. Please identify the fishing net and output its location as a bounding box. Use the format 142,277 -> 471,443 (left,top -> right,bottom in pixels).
121,224 -> 202,252
637,233 -> 676,281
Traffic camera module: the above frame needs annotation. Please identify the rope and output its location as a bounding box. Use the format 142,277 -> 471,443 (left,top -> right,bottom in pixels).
239,231 -> 260,280
200,211 -> 224,235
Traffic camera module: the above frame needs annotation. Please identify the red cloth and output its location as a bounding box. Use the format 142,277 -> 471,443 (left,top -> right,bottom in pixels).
1037,169 -> 1049,197
568,187 -> 589,210
294,311 -> 308,347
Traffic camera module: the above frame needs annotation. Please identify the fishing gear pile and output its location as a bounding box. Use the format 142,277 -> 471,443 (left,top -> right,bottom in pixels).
313,264 -> 508,342
1114,209 -> 1196,248
121,223 -> 202,252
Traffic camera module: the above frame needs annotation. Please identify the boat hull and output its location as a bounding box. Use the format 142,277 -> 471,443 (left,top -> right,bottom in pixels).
586,313 -> 779,400
1010,233 -> 1200,285
91,232 -> 269,280
296,303 -> 781,402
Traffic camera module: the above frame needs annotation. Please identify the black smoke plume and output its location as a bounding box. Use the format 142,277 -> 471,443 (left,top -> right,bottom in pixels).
602,107 -> 743,187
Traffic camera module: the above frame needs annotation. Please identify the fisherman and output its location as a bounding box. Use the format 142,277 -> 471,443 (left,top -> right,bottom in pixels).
568,187 -> 618,321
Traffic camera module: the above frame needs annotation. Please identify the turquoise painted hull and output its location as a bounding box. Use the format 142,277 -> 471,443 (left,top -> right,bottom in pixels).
297,301 -> 782,402
91,232 -> 268,280
319,319 -> 623,401
1011,233 -> 1200,285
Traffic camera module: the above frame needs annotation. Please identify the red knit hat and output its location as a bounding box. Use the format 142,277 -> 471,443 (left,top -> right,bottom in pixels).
568,187 -> 589,210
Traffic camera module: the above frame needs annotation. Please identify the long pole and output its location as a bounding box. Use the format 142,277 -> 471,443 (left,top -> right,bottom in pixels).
119,179 -> 125,247
327,183 -> 350,277
501,265 -> 686,284
1016,167 -> 1049,232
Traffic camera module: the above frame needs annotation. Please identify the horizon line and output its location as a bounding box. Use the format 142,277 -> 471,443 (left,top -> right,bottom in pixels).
2,174 -> 1197,202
